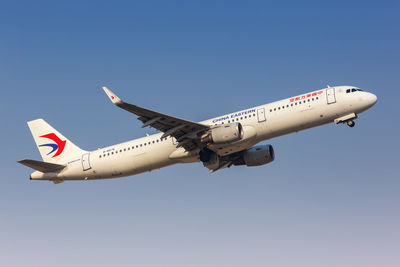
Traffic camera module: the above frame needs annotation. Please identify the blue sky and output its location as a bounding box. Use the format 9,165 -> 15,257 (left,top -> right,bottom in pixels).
1,1 -> 399,266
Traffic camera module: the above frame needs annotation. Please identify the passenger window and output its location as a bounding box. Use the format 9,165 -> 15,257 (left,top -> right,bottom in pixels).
346,89 -> 350,93
352,88 -> 357,92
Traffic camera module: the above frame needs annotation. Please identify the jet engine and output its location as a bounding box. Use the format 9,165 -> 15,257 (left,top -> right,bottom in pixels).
199,148 -> 220,170
234,145 -> 275,167
200,123 -> 243,144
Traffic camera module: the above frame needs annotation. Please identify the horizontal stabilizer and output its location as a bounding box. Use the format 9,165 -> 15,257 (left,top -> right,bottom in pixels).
18,159 -> 66,173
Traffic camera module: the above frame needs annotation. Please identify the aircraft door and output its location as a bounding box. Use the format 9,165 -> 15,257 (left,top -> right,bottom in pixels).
257,108 -> 266,122
326,87 -> 336,104
82,153 -> 91,171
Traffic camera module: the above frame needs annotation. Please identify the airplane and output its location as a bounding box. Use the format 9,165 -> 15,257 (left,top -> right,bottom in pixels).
18,85 -> 377,184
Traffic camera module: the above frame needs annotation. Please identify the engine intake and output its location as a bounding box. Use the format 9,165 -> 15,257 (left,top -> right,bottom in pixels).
201,123 -> 243,144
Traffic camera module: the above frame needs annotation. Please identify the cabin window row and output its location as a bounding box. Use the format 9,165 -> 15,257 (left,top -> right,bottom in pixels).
99,137 -> 169,158
269,97 -> 319,112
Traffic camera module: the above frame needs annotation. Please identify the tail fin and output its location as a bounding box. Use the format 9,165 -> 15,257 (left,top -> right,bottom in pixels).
27,119 -> 86,163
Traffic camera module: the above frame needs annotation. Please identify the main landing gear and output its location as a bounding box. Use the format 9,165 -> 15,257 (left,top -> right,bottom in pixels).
347,120 -> 355,128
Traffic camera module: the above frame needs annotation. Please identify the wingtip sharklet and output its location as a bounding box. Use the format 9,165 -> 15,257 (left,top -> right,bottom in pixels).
102,86 -> 123,105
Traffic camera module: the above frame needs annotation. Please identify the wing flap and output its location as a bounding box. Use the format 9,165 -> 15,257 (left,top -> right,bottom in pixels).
18,159 -> 66,173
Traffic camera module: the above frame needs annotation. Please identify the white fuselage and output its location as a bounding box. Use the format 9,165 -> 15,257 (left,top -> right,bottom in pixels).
30,86 -> 377,181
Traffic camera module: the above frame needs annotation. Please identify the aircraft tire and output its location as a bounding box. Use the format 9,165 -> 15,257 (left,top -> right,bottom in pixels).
347,120 -> 355,127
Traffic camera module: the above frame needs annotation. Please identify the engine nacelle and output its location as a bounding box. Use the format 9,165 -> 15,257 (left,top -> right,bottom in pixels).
235,145 -> 275,167
202,152 -> 219,170
201,123 -> 243,144
199,148 -> 220,171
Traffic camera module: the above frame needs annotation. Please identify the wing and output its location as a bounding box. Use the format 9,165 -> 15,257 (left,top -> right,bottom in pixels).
102,87 -> 210,151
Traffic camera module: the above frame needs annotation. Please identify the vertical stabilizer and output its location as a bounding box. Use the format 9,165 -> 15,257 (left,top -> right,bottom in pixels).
27,119 -> 86,163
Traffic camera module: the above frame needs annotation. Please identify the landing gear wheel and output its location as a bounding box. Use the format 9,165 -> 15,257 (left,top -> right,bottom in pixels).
347,120 -> 355,128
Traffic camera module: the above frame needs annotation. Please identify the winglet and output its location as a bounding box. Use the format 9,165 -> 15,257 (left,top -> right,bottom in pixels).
102,87 -> 123,105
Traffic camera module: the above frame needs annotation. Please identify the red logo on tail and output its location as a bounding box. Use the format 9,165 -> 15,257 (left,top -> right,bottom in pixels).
39,133 -> 66,157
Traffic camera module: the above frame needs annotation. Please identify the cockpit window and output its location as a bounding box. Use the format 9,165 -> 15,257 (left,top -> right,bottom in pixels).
347,88 -> 363,93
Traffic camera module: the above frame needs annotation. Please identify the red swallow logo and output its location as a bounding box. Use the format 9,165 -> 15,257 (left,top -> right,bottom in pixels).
39,133 -> 66,157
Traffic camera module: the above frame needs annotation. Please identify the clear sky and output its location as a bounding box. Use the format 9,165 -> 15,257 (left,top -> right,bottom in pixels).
1,1 -> 399,266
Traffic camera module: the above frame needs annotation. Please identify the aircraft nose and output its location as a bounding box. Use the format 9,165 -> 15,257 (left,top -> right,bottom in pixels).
368,92 -> 378,106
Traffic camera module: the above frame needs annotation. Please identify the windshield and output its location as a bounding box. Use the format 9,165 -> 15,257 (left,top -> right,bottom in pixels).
346,88 -> 363,93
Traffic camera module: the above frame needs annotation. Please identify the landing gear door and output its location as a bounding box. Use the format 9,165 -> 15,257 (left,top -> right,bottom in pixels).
82,153 -> 91,171
257,108 -> 266,122
326,87 -> 336,104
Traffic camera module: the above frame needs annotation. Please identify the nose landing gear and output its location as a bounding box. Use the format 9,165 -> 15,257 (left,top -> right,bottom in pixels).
347,120 -> 355,128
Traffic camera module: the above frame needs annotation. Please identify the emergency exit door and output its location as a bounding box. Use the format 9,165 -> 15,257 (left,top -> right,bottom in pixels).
257,108 -> 266,122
